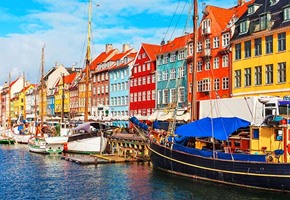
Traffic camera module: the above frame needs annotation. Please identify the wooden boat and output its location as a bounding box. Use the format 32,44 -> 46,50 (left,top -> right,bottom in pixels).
130,0 -> 290,192
0,135 -> 15,145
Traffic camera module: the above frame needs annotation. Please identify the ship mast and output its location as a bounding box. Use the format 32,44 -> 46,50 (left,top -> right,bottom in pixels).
8,72 -> 11,128
191,0 -> 198,121
23,72 -> 26,120
84,0 -> 92,122
40,45 -> 45,128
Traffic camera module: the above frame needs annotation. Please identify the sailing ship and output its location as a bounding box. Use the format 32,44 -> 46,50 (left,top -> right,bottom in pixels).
131,0 -> 290,193
28,46 -> 67,154
0,73 -> 15,145
64,0 -> 107,154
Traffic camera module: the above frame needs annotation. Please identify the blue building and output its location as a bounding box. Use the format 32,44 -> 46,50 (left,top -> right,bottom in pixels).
156,35 -> 190,109
109,48 -> 136,127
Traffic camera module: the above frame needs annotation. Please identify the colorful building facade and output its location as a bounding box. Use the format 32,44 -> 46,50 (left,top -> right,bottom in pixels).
231,0 -> 290,97
130,43 -> 160,117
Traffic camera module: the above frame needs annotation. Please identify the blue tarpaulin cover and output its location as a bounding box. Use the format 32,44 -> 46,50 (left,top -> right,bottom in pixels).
175,117 -> 250,140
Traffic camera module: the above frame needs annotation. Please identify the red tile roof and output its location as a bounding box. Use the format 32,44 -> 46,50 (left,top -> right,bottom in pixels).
158,33 -> 193,55
142,43 -> 161,61
64,72 -> 77,84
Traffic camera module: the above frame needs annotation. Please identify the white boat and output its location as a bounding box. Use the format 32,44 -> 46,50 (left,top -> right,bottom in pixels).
64,122 -> 108,154
28,136 -> 48,154
12,124 -> 32,144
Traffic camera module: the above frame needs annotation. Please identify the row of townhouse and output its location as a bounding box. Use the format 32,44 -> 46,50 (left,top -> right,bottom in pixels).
1,0 -> 290,128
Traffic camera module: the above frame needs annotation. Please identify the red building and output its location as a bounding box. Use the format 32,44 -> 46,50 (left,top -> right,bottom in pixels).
189,1 -> 251,102
130,43 -> 160,117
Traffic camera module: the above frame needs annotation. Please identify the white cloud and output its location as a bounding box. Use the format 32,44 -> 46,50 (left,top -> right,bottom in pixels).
0,0 -> 236,84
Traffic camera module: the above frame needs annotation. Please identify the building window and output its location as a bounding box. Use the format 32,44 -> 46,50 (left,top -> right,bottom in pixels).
214,78 -> 220,91
213,37 -> 219,48
265,64 -> 273,84
178,87 -> 185,103
157,90 -> 162,105
163,89 -> 169,104
235,43 -> 241,60
142,91 -> 146,101
234,70 -> 241,88
244,41 -> 251,58
142,64 -> 146,72
222,55 -> 228,67
162,70 -> 168,80
222,32 -> 230,48
147,63 -> 150,70
202,79 -> 210,92
278,62 -> 286,83
265,35 -> 273,54
197,42 -> 202,52
147,91 -> 151,100
170,88 -> 176,103
152,90 -> 155,100
260,15 -> 267,30
197,61 -> 202,72
178,50 -> 185,60
254,66 -> 262,85
142,77 -> 146,85
157,71 -> 162,81
197,81 -> 202,92
147,75 -> 151,84
178,66 -> 185,78
170,68 -> 176,79
163,55 -> 168,64
213,57 -> 219,69
278,32 -> 286,52
240,21 -> 248,34
284,7 -> 290,21
244,68 -> 251,86
170,53 -> 176,62
205,61 -> 210,70
205,39 -> 210,49
222,77 -> 229,90
254,38 -> 262,56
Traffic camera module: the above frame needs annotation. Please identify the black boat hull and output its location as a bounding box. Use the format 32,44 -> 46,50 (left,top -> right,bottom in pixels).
149,142 -> 290,192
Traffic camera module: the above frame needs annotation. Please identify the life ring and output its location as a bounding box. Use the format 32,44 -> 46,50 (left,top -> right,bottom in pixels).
162,131 -> 167,137
267,155 -> 274,163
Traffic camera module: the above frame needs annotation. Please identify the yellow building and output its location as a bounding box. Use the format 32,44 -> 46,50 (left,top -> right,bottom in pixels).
11,84 -> 35,120
55,73 -> 77,117
231,1 -> 290,98
78,71 -> 91,115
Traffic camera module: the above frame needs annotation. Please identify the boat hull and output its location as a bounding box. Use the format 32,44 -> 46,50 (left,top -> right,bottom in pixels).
149,142 -> 290,192
28,137 -> 48,154
14,134 -> 31,144
65,137 -> 107,154
45,136 -> 68,154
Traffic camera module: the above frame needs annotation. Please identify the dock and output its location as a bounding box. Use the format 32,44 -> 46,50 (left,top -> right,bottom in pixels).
61,153 -> 148,165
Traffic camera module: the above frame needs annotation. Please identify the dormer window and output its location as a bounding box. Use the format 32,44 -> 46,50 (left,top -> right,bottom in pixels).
239,20 -> 249,34
202,19 -> 211,35
284,7 -> 290,21
248,4 -> 260,15
270,0 -> 279,6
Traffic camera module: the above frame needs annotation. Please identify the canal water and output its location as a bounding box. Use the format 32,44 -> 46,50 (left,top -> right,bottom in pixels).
1,144 -> 290,200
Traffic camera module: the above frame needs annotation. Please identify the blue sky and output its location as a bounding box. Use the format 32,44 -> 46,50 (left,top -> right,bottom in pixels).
0,0 -> 237,85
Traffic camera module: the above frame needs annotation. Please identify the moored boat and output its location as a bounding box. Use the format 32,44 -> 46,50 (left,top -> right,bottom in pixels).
64,122 -> 108,154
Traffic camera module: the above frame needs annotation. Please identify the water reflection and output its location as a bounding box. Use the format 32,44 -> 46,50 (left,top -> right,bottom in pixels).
0,145 -> 289,200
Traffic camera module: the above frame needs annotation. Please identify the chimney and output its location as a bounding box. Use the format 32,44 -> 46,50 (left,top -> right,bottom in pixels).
106,44 -> 113,53
238,0 -> 246,6
122,44 -> 130,53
